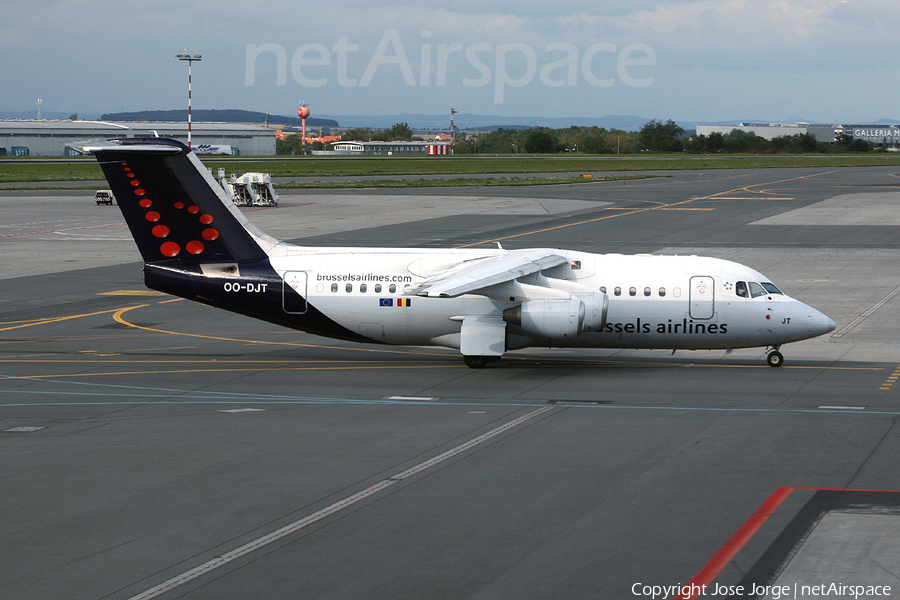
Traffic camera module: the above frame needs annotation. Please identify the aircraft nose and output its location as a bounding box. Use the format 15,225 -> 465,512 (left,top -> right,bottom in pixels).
807,307 -> 836,337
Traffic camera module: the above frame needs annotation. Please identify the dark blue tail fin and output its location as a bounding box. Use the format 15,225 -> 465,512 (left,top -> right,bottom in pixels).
86,138 -> 269,263
76,138 -> 369,344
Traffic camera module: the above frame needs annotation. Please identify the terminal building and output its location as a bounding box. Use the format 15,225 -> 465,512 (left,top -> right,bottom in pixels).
327,140 -> 452,155
0,120 -> 277,156
695,123 -> 900,145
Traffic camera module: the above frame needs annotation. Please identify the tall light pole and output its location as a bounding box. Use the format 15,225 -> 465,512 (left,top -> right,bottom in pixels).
450,107 -> 457,155
176,51 -> 202,146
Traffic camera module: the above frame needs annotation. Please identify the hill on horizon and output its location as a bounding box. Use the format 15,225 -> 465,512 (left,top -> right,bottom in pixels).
100,109 -> 339,128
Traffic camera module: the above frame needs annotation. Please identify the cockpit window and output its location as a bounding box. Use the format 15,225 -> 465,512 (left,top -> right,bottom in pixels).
748,282 -> 767,298
761,282 -> 783,295
735,281 -> 749,298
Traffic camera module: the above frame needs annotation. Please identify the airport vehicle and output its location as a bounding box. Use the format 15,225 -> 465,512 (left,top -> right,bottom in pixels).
78,138 -> 835,368
216,169 -> 279,207
94,190 -> 115,205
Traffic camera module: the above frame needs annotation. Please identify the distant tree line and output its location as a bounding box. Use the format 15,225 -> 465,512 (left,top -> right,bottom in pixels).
276,118 -> 881,155
455,126 -> 640,155
337,122 -> 415,142
458,120 -> 876,154
686,129 -> 873,153
277,135 -> 314,155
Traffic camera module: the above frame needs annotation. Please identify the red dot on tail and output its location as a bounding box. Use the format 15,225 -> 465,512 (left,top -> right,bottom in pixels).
202,228 -> 219,241
134,189 -> 146,196
152,225 -> 170,238
186,240 -> 204,254
187,205 -> 200,214
145,211 -> 160,222
139,199 -> 152,208
130,180 -> 141,187
160,241 -> 180,257
199,214 -> 213,224
174,202 -> 184,209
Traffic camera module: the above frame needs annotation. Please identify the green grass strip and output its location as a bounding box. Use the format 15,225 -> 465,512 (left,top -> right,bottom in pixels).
3,153 -> 900,183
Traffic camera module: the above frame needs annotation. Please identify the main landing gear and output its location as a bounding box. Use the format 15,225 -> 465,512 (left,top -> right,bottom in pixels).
766,348 -> 784,368
463,356 -> 491,369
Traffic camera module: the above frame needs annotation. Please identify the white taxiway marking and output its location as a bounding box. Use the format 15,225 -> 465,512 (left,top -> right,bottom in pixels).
128,405 -> 556,600
832,282 -> 900,338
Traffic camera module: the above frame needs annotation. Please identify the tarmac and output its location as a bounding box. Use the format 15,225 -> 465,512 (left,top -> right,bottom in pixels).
2,166 -> 900,599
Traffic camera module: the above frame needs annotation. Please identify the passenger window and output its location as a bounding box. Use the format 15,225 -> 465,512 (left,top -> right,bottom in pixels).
748,282 -> 767,298
360,284 -> 367,293
375,284 -> 382,293
389,284 -> 396,293
673,287 -> 681,298
658,287 -> 666,297
600,286 -> 607,294
331,283 -> 338,293
644,287 -> 651,297
629,287 -> 636,297
614,286 -> 621,296
735,281 -> 749,298
345,283 -> 353,293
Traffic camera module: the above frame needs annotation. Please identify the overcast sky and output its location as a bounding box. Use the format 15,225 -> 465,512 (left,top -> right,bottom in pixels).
2,0 -> 897,123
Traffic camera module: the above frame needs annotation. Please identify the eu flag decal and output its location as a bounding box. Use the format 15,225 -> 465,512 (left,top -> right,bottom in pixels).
380,298 -> 394,307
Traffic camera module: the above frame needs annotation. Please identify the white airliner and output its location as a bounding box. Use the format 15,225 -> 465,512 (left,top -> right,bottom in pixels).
78,138 -> 835,368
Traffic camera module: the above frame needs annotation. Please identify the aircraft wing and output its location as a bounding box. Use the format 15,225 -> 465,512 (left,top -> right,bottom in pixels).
408,250 -> 569,298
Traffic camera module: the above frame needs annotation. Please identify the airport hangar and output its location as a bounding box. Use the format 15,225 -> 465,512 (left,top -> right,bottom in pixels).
0,119 -> 276,157
696,122 -> 900,144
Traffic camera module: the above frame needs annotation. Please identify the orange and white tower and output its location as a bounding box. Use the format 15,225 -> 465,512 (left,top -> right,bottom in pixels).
298,101 -> 310,146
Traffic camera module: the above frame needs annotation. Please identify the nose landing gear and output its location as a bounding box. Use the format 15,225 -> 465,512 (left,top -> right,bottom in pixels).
766,348 -> 784,367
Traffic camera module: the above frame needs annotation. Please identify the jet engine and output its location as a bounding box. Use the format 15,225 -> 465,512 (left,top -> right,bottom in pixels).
578,292 -> 608,332
502,293 -> 608,339
503,298 -> 584,339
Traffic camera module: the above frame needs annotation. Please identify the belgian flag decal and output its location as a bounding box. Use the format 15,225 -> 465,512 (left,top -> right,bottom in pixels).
381,298 -> 412,307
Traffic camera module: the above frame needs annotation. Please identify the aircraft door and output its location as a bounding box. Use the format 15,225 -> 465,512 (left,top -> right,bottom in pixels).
689,276 -> 715,320
283,271 -> 308,314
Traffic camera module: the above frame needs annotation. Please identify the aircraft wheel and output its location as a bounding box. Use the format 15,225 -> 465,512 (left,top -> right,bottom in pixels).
463,355 -> 491,369
766,351 -> 784,368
